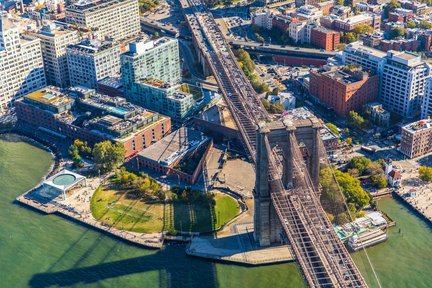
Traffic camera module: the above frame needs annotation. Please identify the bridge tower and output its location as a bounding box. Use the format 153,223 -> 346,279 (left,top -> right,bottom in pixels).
254,117 -> 322,246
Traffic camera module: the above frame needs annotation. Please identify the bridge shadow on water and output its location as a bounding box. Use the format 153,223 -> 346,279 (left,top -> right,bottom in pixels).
28,245 -> 219,288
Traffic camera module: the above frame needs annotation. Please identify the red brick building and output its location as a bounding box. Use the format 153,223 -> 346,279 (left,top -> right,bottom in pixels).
309,67 -> 379,116
15,87 -> 171,158
311,27 -> 340,50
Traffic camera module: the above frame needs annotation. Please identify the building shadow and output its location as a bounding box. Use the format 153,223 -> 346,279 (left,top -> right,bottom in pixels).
28,245 -> 219,288
14,67 -> 46,101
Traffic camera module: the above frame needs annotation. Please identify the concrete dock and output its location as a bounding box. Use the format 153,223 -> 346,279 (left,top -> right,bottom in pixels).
187,223 -> 294,265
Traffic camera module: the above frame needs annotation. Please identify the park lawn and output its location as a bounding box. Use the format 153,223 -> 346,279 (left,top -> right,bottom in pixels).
90,185 -> 165,233
90,186 -> 240,234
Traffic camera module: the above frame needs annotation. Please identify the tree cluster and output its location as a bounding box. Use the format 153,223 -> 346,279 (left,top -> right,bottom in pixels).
261,99 -> 284,114
115,167 -> 164,201
320,165 -> 372,225
348,156 -> 387,189
407,20 -> 432,29
419,166 -> 432,182
68,139 -> 92,169
388,27 -> 407,40
348,111 -> 370,130
204,0 -> 233,8
93,141 -> 126,173
339,24 -> 374,44
171,186 -> 216,206
234,49 -> 270,94
326,123 -> 340,138
138,0 -> 159,14
384,0 -> 401,18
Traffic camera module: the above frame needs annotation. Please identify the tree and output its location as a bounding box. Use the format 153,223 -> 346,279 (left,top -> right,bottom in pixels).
348,156 -> 371,175
418,20 -> 432,29
93,141 -> 125,173
388,27 -> 407,40
371,173 -> 387,188
68,144 -> 83,169
334,170 -> 371,211
345,32 -> 359,43
366,162 -> 384,176
255,33 -> 265,44
154,32 -> 160,39
272,87 -> 280,95
348,111 -> 366,129
346,137 -> 353,146
407,20 -> 417,29
384,0 -> 401,18
335,43 -> 347,51
353,24 -> 373,35
337,0 -> 344,5
326,123 -> 340,138
419,166 -> 432,182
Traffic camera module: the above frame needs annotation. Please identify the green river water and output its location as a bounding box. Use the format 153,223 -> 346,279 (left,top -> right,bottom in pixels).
0,136 -> 431,288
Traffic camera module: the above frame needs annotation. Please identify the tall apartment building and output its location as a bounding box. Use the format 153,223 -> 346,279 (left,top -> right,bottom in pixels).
65,0 -> 140,41
67,39 -> 121,89
121,37 -> 181,86
309,66 -> 379,116
380,51 -> 430,118
343,44 -> 430,118
400,119 -> 432,158
121,37 -> 193,119
0,13 -> 46,114
29,22 -> 79,88
422,77 -> 432,119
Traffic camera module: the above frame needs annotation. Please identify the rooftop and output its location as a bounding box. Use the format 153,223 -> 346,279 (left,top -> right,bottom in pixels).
283,107 -> 338,141
67,39 -> 118,54
403,119 -> 432,133
126,37 -> 177,56
25,87 -> 75,109
138,127 -> 207,166
66,0 -> 133,13
336,13 -> 373,24
345,42 -> 387,58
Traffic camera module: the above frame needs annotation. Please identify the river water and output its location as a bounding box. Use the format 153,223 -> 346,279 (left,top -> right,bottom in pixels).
0,136 -> 430,288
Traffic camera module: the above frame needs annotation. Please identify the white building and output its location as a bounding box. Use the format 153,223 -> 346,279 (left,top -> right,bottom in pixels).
29,22 -> 79,88
380,51 -> 430,118
67,39 -> 121,89
342,43 -> 430,118
0,13 -> 46,114
295,5 -> 323,21
421,77 -> 432,119
65,0 -> 140,41
251,10 -> 273,30
289,19 -> 319,44
342,42 -> 387,73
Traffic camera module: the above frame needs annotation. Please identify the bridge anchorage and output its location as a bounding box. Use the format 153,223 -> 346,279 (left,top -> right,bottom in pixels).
254,117 -> 368,288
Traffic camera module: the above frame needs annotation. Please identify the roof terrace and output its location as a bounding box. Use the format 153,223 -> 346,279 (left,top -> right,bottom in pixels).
24,87 -> 75,113
403,119 -> 432,133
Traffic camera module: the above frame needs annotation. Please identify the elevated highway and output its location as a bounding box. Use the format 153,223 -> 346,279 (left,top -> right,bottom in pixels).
228,40 -> 337,60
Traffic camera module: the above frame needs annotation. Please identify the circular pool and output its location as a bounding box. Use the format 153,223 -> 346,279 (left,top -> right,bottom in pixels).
52,174 -> 76,186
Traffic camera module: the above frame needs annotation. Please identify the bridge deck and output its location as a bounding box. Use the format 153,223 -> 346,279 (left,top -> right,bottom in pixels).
179,0 -> 368,286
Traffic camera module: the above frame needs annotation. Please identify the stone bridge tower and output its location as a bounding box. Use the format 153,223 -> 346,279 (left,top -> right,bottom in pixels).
254,117 -> 322,246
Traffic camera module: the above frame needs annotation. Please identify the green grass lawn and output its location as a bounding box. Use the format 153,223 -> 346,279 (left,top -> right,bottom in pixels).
90,186 -> 240,234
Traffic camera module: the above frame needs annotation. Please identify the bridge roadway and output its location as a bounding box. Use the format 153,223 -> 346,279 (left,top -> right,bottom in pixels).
228,40 -> 337,59
179,0 -> 368,286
